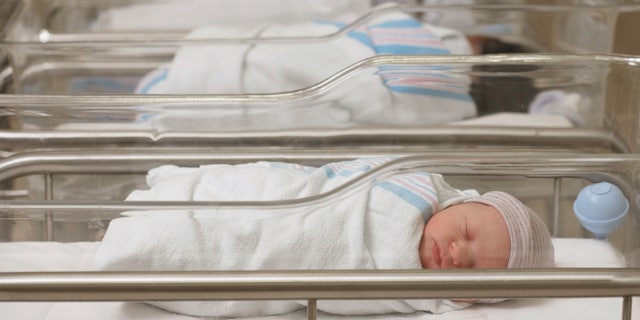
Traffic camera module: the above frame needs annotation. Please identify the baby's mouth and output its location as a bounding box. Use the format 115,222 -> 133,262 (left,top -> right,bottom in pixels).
432,241 -> 442,268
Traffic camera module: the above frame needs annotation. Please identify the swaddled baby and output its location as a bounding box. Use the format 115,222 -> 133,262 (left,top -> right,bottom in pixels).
94,157 -> 554,317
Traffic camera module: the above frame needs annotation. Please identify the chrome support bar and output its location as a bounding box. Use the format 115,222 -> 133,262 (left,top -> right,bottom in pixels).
1,269 -> 639,301
44,173 -> 54,241
307,299 -> 317,320
623,296 -> 632,320
553,178 -> 561,237
0,128 -> 628,153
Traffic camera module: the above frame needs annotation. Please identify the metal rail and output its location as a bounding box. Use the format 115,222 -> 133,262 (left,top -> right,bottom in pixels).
0,127 -> 629,153
0,269 -> 637,320
2,269 -> 640,300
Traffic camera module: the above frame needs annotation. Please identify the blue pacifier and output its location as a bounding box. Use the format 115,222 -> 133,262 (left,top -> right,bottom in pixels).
573,182 -> 629,239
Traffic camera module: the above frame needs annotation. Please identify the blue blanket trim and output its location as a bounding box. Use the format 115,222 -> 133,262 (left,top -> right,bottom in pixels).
375,180 -> 434,215
314,18 -> 467,100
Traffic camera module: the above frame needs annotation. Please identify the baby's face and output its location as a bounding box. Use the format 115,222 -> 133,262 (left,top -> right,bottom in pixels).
419,202 -> 510,269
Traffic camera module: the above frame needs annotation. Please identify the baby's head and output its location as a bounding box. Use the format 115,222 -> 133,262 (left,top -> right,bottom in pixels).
419,191 -> 554,269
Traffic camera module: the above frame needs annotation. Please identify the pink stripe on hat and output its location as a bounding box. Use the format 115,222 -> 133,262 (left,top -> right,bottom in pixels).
466,191 -> 555,268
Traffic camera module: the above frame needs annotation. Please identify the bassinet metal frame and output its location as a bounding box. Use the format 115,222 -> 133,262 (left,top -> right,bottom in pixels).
0,152 -> 638,320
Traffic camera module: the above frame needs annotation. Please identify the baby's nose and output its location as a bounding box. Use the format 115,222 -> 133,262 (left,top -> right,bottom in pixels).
449,241 -> 472,268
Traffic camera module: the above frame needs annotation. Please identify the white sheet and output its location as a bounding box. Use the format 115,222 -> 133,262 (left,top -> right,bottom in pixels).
1,238 -> 636,320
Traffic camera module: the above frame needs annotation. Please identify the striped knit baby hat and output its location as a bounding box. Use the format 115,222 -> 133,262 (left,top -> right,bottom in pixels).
466,191 -> 555,268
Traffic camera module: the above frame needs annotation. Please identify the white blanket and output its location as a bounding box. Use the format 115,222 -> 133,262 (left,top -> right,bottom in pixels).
94,157 -> 478,317
132,9 -> 476,130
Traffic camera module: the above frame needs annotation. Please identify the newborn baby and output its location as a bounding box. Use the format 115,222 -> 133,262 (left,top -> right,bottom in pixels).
420,191 -> 554,270
95,158 -> 554,317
